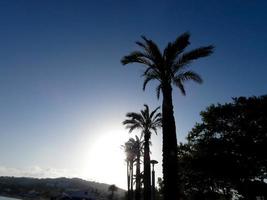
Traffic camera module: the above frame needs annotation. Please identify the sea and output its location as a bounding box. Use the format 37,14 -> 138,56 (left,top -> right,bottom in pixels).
0,197 -> 21,200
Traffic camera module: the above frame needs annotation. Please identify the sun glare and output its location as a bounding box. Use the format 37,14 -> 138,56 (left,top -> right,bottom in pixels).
82,125 -> 129,189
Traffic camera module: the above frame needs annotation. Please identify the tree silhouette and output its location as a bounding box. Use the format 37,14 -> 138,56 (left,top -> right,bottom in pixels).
123,104 -> 162,200
180,95 -> 267,199
123,139 -> 136,200
131,136 -> 144,200
123,136 -> 144,200
108,184 -> 118,200
121,33 -> 214,200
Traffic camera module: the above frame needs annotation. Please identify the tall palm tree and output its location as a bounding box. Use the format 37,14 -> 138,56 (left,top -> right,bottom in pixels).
121,33 -> 214,200
123,136 -> 144,200
123,105 -> 162,200
123,139 -> 136,200
130,136 -> 144,200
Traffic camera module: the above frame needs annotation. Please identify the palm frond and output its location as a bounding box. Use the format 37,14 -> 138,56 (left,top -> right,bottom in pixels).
152,112 -> 162,123
123,120 -> 140,130
173,78 -> 186,95
176,70 -> 203,84
122,119 -> 136,125
135,135 -> 143,143
143,72 -> 159,91
125,112 -> 144,124
128,124 -> 142,133
150,106 -> 160,119
121,51 -> 153,66
143,66 -> 155,76
151,127 -> 158,135
175,45 -> 214,70
143,104 -> 149,117
156,84 -> 162,99
140,35 -> 163,67
163,32 -> 190,63
136,41 -> 147,50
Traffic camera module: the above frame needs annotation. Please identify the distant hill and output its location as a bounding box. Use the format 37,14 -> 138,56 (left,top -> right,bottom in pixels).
0,176 -> 125,200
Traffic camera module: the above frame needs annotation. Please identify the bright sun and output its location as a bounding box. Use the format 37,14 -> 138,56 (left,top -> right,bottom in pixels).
82,125 -> 129,189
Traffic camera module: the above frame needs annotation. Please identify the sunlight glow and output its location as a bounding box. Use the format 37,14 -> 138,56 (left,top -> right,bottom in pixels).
81,124 -> 129,189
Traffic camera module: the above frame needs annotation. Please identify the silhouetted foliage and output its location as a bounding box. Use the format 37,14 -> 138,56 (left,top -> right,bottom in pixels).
122,139 -> 136,200
123,105 -> 161,200
122,136 -> 144,200
122,33 -> 214,200
178,95 -> 267,200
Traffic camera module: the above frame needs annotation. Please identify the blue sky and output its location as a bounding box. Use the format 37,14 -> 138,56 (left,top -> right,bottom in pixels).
0,0 -> 266,189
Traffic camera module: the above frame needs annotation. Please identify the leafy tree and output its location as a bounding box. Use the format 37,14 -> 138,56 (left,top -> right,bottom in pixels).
179,95 -> 267,199
123,104 -> 162,200
121,33 -> 214,200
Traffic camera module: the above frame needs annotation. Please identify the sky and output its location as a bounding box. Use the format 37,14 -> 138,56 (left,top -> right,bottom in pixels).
0,0 -> 267,189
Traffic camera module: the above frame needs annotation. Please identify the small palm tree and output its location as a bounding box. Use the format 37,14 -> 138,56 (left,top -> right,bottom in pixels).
123,104 -> 162,200
121,33 -> 214,200
130,136 -> 143,200
123,140 -> 136,200
108,184 -> 118,200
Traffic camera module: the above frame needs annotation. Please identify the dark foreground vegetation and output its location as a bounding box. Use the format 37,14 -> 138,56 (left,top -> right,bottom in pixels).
121,95 -> 267,200
177,95 -> 267,200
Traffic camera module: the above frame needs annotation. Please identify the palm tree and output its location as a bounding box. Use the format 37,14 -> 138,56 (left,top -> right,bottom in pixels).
123,105 -> 162,200
123,139 -> 136,200
108,184 -> 118,200
121,33 -> 214,200
128,136 -> 144,200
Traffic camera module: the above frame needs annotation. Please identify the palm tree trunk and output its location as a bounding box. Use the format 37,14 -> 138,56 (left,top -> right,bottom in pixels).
136,153 -> 141,200
127,161 -> 130,200
162,83 -> 179,200
130,161 -> 134,200
111,191 -> 114,200
144,132 -> 151,200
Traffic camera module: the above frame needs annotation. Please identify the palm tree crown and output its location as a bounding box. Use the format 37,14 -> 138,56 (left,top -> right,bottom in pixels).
123,104 -> 162,138
126,136 -> 143,156
121,32 -> 214,97
122,139 -> 137,200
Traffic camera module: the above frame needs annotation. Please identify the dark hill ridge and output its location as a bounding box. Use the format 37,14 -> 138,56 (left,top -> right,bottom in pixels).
0,176 -> 125,199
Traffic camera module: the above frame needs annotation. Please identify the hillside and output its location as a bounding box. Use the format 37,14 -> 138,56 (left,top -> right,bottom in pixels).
0,176 -> 125,200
